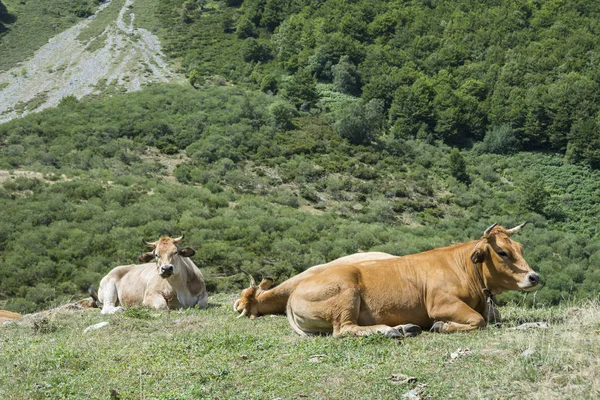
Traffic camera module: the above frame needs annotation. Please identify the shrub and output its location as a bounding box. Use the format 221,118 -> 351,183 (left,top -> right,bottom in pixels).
477,124 -> 520,154
4,298 -> 37,314
269,100 -> 297,130
260,74 -> 278,94
335,99 -> 384,145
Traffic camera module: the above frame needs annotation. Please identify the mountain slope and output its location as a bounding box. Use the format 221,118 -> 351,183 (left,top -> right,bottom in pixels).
0,0 -> 183,123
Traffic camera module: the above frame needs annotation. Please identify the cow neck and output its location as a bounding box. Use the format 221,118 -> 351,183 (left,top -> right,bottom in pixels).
170,256 -> 192,289
471,240 -> 497,323
255,286 -> 289,314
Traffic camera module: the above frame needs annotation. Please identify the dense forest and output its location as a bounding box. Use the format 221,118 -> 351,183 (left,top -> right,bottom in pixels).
0,0 -> 599,313
159,0 -> 600,167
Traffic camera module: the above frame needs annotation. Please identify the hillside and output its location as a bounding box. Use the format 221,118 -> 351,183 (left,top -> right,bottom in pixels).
0,0 -> 183,123
0,0 -> 599,314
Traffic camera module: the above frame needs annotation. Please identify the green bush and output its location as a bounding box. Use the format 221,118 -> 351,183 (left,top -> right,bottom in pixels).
335,99 -> 384,145
476,124 -> 520,155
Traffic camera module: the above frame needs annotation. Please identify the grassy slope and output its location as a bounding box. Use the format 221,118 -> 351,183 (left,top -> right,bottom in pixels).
0,295 -> 598,399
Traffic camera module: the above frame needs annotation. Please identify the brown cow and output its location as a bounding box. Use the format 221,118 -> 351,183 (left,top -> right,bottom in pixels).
0,310 -> 22,323
286,223 -> 538,337
91,236 -> 208,314
234,252 -> 396,319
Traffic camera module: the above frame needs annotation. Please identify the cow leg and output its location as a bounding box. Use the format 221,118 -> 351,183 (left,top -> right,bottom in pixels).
195,291 -> 208,309
98,281 -> 124,314
429,300 -> 485,333
338,323 -> 404,338
143,294 -> 169,310
334,289 -> 420,338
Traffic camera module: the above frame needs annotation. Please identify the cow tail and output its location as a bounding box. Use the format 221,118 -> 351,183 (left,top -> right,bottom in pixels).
286,298 -> 308,337
88,286 -> 102,308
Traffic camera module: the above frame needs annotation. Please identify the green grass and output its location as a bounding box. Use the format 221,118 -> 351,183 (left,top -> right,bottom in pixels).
1,294 -> 598,399
76,0 -> 126,45
130,0 -> 161,33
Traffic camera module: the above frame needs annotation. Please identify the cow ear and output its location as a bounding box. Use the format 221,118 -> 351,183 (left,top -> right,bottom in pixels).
258,278 -> 274,290
139,252 -> 154,263
470,246 -> 487,264
178,247 -> 196,257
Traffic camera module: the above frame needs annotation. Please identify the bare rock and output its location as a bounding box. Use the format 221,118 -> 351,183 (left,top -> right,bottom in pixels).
83,321 -> 110,333
514,322 -> 548,330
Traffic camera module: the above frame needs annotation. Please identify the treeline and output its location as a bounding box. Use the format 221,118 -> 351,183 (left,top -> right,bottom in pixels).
1,85 -> 599,312
157,0 -> 600,168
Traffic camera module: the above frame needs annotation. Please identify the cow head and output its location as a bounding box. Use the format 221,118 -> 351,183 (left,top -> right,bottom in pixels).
234,275 -> 274,319
470,222 -> 540,294
139,236 -> 196,279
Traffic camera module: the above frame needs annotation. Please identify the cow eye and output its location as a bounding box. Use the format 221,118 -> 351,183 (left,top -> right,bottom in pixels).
497,250 -> 508,258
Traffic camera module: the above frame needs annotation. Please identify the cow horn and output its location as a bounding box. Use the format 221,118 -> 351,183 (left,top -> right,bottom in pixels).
233,299 -> 241,313
143,239 -> 156,248
173,235 -> 184,243
506,221 -> 528,236
241,271 -> 256,287
483,223 -> 498,236
237,309 -> 248,318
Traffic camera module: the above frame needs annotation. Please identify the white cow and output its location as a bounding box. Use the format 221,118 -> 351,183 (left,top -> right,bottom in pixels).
91,236 -> 208,314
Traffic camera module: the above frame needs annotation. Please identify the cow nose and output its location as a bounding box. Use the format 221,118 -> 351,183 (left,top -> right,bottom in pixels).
527,272 -> 540,286
160,265 -> 174,274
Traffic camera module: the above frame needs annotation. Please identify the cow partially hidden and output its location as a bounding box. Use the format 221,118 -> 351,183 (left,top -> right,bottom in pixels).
286,223 -> 539,337
91,236 -> 208,314
0,310 -> 22,323
234,252 -> 396,319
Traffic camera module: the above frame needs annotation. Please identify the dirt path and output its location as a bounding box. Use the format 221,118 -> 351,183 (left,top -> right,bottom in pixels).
0,0 -> 184,124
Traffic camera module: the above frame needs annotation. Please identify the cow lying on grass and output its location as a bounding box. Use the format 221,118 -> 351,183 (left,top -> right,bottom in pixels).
235,252 -> 502,323
285,223 -> 538,337
234,252 -> 396,319
0,310 -> 22,323
90,236 -> 208,314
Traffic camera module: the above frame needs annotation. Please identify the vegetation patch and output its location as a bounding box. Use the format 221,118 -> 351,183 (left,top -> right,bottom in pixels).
76,0 -> 126,45
0,84 -> 598,312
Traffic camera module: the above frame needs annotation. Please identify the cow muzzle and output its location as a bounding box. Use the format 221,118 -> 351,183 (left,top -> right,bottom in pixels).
520,272 -> 541,290
159,265 -> 174,278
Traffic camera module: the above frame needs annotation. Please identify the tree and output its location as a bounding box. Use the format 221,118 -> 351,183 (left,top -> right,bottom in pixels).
0,0 -> 15,34
236,15 -> 258,38
332,55 -> 360,95
389,76 -> 436,141
282,69 -> 319,111
449,148 -> 469,184
519,174 -> 549,214
260,74 -> 278,94
566,118 -> 600,169
242,38 -> 272,62
269,100 -> 297,130
189,70 -> 201,88
335,99 -> 385,145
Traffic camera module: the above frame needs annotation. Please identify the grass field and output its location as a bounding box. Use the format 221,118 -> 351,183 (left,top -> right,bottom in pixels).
1,294 -> 598,399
